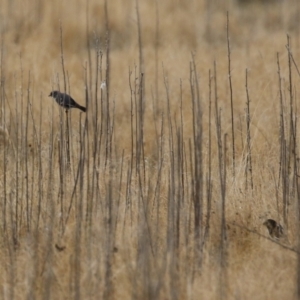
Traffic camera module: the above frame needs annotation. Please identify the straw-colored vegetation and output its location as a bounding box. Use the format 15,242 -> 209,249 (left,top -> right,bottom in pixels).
1,0 -> 300,299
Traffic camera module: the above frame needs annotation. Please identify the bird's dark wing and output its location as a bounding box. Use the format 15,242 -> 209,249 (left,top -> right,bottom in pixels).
57,94 -> 73,107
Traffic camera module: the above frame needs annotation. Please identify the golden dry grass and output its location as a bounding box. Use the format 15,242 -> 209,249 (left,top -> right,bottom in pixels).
1,0 -> 300,299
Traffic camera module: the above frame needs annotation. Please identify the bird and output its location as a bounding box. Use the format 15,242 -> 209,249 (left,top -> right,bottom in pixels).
263,219 -> 284,239
49,91 -> 86,112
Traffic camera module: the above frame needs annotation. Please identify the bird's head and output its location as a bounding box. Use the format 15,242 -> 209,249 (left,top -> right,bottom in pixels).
263,219 -> 277,231
49,91 -> 59,98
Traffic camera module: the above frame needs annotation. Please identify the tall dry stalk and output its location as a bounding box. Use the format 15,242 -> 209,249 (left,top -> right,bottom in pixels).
227,12 -> 236,178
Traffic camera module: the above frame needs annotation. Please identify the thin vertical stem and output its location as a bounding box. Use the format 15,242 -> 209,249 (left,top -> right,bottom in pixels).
227,12 -> 235,178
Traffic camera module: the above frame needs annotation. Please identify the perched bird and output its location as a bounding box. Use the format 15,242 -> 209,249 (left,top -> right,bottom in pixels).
49,91 -> 86,112
263,219 -> 284,239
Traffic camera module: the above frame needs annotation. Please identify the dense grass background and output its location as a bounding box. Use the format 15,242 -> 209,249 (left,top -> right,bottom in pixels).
1,0 -> 300,299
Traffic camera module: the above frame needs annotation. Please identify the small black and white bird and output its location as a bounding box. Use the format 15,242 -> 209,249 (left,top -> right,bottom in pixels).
263,219 -> 284,239
49,91 -> 86,112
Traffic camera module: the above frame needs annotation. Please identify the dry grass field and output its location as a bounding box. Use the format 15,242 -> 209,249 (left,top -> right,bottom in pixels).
1,0 -> 300,299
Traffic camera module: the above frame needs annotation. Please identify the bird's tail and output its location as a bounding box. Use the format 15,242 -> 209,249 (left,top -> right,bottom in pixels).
77,105 -> 86,112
